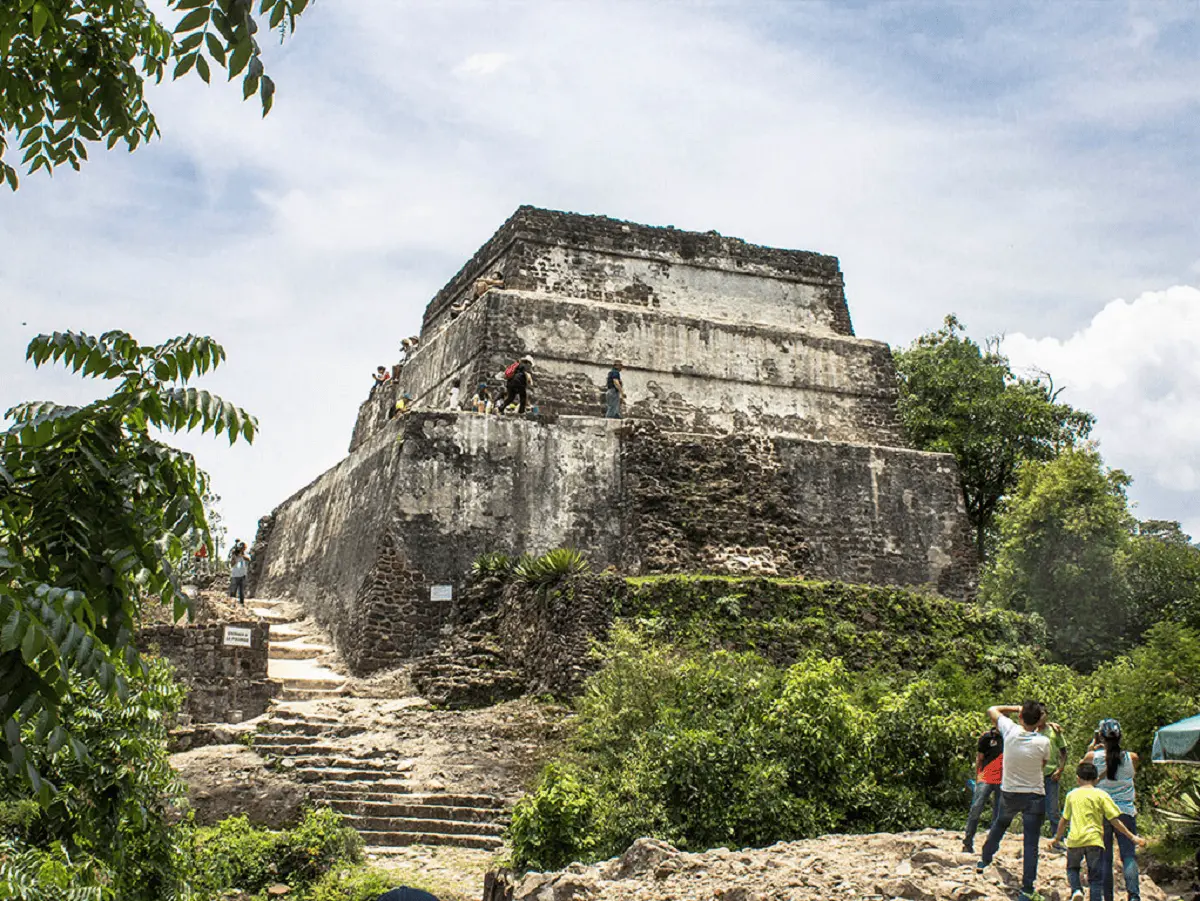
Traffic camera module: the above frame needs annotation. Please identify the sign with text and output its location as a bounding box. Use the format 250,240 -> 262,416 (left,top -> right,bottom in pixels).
430,584 -> 454,602
223,625 -> 253,648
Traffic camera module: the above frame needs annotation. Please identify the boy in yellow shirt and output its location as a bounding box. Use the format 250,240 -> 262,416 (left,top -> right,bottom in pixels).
1049,762 -> 1146,901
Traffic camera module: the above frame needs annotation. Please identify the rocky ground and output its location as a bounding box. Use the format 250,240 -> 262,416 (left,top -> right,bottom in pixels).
514,830 -> 1177,901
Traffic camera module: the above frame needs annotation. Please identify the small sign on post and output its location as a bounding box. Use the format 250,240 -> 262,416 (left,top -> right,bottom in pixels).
430,584 -> 454,602
223,625 -> 253,648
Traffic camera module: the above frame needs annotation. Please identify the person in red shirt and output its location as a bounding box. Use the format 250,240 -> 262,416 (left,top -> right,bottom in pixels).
964,726 -> 1004,852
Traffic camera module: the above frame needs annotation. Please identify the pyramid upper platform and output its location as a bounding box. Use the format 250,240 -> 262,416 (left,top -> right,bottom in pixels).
421,206 -> 853,337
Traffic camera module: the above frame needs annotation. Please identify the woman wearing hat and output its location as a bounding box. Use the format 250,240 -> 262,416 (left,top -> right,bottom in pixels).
1082,719 -> 1141,901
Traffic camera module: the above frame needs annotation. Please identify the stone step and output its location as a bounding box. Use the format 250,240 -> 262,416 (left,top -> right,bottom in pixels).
326,799 -> 502,823
270,640 -> 333,661
341,815 -> 505,837
251,607 -> 294,624
256,722 -> 340,737
316,789 -> 503,808
268,623 -> 309,640
357,831 -> 503,851
263,711 -> 345,725
280,685 -> 347,701
267,755 -> 411,773
293,767 -> 409,783
254,742 -> 373,758
252,733 -> 323,746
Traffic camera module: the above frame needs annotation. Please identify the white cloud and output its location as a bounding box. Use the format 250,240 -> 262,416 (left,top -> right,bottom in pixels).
1005,286 -> 1200,535
454,52 -> 514,77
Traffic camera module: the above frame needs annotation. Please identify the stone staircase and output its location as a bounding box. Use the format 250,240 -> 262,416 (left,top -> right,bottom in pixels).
252,598 -> 349,701
253,706 -> 507,851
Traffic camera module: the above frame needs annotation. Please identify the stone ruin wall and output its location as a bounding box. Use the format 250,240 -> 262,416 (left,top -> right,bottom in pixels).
139,621 -> 275,722
256,412 -> 976,675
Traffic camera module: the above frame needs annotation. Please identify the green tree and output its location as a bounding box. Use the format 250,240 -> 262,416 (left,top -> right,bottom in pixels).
983,447 -> 1133,669
1125,520 -> 1200,635
0,0 -> 310,190
893,315 -> 1094,558
2,660 -> 189,900
0,330 -> 255,781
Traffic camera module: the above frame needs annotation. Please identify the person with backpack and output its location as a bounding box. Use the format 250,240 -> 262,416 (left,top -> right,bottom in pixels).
495,356 -> 534,415
1082,719 -> 1142,901
963,725 -> 1004,853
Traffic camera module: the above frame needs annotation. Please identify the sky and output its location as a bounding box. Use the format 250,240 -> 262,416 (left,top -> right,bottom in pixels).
2,0 -> 1198,544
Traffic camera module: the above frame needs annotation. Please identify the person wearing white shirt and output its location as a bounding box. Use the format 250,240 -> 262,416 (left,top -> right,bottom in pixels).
977,700 -> 1052,901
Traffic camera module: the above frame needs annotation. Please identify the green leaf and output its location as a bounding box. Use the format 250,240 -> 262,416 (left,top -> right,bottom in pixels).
174,6 -> 211,33
196,53 -> 211,84
30,2 -> 49,38
227,39 -> 251,78
1,608 -> 25,652
174,52 -> 197,79
205,31 -> 227,65
260,75 -> 275,116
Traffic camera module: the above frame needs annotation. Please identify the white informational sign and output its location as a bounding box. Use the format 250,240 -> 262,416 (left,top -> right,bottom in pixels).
223,625 -> 253,648
430,584 -> 454,602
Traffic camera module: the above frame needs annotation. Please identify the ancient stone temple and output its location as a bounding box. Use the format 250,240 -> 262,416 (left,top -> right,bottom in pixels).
252,207 -> 976,673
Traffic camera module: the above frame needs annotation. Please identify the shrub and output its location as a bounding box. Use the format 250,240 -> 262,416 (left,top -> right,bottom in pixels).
190,808 -> 362,897
0,659 -> 190,900
306,864 -> 399,901
509,763 -> 598,872
510,628 -> 986,872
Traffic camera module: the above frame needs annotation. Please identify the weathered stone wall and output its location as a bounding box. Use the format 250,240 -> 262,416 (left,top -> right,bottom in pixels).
256,413 -> 974,674
139,621 -> 275,723
621,425 -> 977,600
421,206 -> 850,336
351,291 -> 902,450
257,413 -> 625,673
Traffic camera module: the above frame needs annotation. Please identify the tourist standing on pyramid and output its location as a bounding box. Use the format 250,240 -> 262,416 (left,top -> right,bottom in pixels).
976,701 -> 1051,901
496,356 -> 534,415
605,361 -> 625,419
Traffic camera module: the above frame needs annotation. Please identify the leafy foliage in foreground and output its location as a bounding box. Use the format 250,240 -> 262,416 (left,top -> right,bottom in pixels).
510,621 -> 1200,872
0,0 -> 309,190
509,626 -> 985,871
0,659 -> 187,900
189,808 -> 363,898
0,330 -> 255,783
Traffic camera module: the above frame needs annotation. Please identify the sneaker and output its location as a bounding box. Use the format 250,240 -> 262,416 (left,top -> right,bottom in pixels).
962,841 -> 974,854
975,861 -> 988,875
1070,891 -> 1084,901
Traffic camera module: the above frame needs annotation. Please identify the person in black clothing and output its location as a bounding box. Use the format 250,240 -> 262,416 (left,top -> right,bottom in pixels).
374,888 -> 440,901
496,356 -> 534,415
963,725 -> 1004,852
605,360 -> 625,419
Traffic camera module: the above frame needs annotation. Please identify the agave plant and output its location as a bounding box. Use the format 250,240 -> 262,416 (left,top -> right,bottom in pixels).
512,548 -> 591,587
1157,775 -> 1200,848
472,552 -> 513,577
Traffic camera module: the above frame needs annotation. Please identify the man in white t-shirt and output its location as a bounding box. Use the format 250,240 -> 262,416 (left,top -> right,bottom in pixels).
977,700 -> 1051,901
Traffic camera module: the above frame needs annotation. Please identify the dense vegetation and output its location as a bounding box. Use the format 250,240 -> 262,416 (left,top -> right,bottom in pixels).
509,617 -> 1200,871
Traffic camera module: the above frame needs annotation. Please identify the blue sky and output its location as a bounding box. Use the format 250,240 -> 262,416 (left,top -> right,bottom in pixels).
2,0 -> 1198,544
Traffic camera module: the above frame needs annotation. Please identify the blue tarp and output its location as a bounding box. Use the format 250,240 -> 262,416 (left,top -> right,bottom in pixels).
1152,713 -> 1200,762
